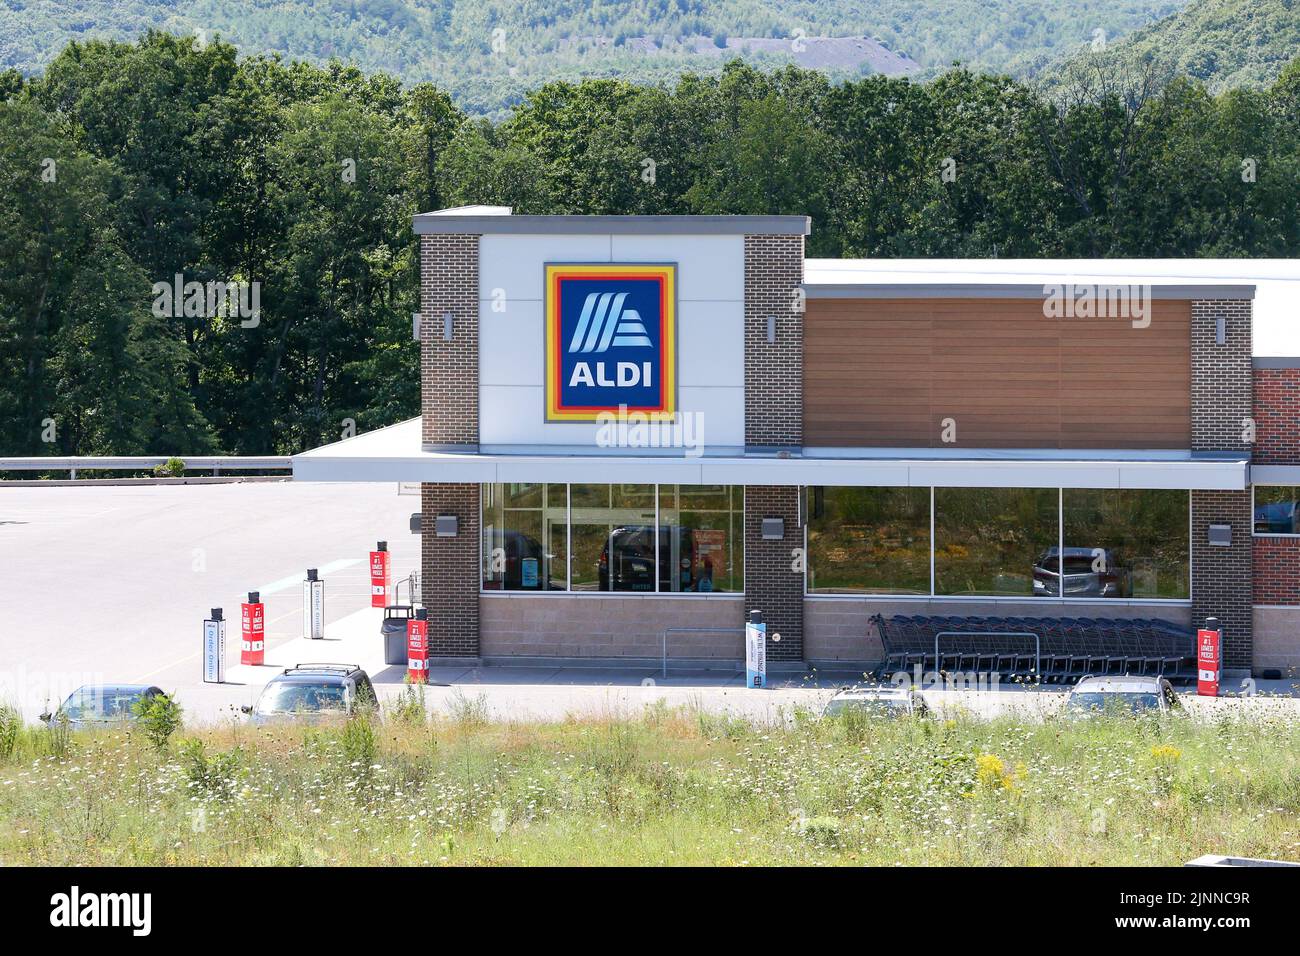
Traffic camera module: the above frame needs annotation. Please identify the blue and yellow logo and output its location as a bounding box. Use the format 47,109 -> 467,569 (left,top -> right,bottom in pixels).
544,263 -> 676,422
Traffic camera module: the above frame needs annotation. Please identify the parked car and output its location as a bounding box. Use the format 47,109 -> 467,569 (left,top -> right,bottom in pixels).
823,686 -> 929,718
1032,546 -> 1132,598
40,684 -> 166,730
243,664 -> 376,724
1063,675 -> 1183,717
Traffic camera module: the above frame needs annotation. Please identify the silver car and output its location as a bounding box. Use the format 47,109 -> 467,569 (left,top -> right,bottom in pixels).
1063,675 -> 1183,716
824,686 -> 929,718
40,684 -> 167,730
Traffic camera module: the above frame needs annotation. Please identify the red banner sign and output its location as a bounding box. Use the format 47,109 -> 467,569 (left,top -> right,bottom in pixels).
1197,627 -> 1221,697
240,601 -> 265,666
370,550 -> 390,608
407,617 -> 428,684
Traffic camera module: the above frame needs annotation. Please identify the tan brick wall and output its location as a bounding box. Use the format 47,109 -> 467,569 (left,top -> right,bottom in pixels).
804,598 -> 1194,665
420,482 -> 480,657
744,485 -> 803,661
1191,490 -> 1253,670
1187,300 -> 1253,670
1191,299 -> 1252,452
420,234 -> 480,447
744,235 -> 804,448
480,595 -> 745,659
1252,607 -> 1300,676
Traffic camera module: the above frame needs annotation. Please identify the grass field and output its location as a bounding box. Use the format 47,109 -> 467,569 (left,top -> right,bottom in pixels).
1,692 -> 1297,866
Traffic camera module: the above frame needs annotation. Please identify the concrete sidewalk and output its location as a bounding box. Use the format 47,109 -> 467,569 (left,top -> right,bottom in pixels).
194,604 -> 1300,726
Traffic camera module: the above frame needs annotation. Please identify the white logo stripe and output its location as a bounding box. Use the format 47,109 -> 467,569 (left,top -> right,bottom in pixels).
593,292 -> 627,353
580,292 -> 615,353
569,292 -> 601,353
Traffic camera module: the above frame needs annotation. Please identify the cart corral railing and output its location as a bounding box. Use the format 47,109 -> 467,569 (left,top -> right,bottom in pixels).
0,456 -> 293,480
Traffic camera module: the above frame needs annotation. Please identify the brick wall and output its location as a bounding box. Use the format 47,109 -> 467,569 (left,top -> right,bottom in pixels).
1188,300 -> 1252,670
420,482 -> 480,657
1253,367 -> 1300,464
743,486 -> 803,660
743,235 -> 804,448
1251,363 -> 1300,638
1190,299 -> 1252,452
420,234 -> 480,447
1191,490 -> 1253,670
1254,537 -> 1300,605
481,595 -> 745,659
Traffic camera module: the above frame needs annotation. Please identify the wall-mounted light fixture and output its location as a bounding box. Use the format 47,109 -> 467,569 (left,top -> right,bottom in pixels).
1216,315 -> 1226,345
412,312 -> 421,342
761,517 -> 784,540
766,315 -> 776,344
443,312 -> 454,342
1208,524 -> 1232,547
435,515 -> 458,537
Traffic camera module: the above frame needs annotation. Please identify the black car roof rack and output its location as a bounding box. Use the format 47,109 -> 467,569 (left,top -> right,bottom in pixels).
286,663 -> 362,675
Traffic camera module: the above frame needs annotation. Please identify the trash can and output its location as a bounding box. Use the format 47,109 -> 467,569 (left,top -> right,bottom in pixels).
382,605 -> 414,666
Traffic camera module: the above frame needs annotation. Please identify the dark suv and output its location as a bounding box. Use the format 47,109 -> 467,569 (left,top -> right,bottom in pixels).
1032,547 -> 1132,598
598,525 -> 707,592
244,664 -> 376,724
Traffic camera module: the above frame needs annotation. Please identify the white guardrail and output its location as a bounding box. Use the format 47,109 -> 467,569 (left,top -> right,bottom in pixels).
0,456 -> 292,478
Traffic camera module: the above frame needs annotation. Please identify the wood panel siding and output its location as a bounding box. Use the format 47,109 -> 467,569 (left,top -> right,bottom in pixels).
804,297 -> 1192,449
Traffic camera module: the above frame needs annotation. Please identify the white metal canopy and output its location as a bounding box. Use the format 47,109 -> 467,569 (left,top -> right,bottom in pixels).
292,418 -> 1249,490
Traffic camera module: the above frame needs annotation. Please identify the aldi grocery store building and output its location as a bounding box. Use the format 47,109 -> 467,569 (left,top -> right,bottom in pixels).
295,207 -> 1300,677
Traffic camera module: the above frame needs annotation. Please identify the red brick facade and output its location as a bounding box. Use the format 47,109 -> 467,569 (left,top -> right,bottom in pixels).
1254,537 -> 1300,605
1253,367 -> 1300,464
1251,364 -> 1300,613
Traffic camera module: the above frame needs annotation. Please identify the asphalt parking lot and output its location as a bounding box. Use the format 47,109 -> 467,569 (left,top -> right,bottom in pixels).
0,481 -> 421,721
2,481 -> 1297,726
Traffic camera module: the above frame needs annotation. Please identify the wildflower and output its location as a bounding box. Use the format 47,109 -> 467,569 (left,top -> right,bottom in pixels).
974,753 -> 1021,792
1150,744 -> 1182,762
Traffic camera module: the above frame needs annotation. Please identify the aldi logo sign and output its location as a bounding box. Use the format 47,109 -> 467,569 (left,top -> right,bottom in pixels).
545,263 -> 676,422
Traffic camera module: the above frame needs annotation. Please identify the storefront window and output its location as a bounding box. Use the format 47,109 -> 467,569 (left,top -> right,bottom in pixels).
934,488 -> 1059,597
479,483 -> 1191,601
481,483 -> 568,590
658,486 -> 744,592
1254,486 -> 1300,534
568,484 -> 659,591
805,487 -> 930,594
481,484 -> 744,593
1061,489 -> 1189,599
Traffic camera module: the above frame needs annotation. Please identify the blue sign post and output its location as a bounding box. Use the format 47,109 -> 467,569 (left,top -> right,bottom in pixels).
745,611 -> 767,688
